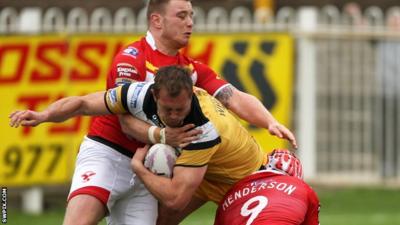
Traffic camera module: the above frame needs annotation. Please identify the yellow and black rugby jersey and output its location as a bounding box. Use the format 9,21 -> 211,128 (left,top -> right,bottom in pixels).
105,83 -> 264,185
178,88 -> 264,184
104,82 -> 155,125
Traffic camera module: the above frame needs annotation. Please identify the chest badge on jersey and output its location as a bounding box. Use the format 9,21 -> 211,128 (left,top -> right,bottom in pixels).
122,46 -> 139,58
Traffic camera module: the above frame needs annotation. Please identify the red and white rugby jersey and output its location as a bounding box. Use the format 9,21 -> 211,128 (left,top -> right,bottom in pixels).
214,171 -> 320,225
88,32 -> 228,153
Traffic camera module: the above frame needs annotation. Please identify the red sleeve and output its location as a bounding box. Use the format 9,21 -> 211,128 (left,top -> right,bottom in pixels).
301,188 -> 320,225
193,61 -> 228,96
213,207 -> 223,225
106,45 -> 145,89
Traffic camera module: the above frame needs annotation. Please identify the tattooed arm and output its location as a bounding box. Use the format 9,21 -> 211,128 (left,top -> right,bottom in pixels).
215,84 -> 297,148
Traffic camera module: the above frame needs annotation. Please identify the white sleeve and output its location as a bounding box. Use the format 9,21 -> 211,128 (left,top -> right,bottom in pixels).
125,82 -> 152,120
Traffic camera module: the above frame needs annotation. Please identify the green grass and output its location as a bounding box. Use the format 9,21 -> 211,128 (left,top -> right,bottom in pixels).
316,187 -> 400,225
5,187 -> 400,225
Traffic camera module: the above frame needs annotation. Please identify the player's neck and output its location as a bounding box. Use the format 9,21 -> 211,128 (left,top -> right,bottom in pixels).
156,41 -> 179,56
150,30 -> 179,56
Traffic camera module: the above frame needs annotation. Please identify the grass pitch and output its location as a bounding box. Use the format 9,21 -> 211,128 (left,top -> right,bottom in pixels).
5,187 -> 400,225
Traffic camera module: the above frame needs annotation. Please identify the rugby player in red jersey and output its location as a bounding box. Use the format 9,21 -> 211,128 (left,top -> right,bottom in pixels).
10,0 -> 297,224
214,150 -> 320,225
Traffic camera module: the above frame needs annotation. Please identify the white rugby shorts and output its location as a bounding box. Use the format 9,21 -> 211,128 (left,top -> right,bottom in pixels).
68,136 -> 157,225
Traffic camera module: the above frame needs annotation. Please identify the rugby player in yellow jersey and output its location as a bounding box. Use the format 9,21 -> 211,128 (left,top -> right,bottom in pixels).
127,66 -> 265,225
9,65 -> 266,224
105,65 -> 265,224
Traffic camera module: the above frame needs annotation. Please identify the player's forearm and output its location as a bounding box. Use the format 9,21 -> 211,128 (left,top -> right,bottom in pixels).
134,165 -> 187,211
216,86 -> 297,147
119,115 -> 161,144
43,96 -> 87,123
223,89 -> 276,129
9,92 -> 108,128
44,92 -> 108,122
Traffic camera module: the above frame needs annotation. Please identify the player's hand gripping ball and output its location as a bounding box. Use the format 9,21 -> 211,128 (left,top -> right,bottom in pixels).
144,144 -> 178,178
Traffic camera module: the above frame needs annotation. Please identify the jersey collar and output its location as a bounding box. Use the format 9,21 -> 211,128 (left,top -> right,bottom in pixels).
145,31 -> 157,50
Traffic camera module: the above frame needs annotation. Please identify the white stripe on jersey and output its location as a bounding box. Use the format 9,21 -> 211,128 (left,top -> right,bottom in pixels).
125,82 -> 154,124
145,71 -> 155,82
191,71 -> 198,85
191,121 -> 219,144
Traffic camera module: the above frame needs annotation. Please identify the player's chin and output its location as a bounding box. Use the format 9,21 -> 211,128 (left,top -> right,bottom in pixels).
183,32 -> 191,39
166,121 -> 182,128
178,38 -> 190,47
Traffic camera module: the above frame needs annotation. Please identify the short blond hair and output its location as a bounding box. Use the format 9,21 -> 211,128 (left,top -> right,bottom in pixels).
146,0 -> 191,20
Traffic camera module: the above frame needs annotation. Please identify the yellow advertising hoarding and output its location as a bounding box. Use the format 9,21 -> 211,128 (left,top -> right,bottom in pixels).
0,34 -> 293,186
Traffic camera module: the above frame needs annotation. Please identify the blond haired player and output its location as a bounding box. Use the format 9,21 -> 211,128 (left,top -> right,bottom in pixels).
10,0 -> 296,224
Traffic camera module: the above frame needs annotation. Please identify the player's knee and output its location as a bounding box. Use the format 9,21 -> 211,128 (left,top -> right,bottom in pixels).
64,218 -> 99,225
63,195 -> 106,225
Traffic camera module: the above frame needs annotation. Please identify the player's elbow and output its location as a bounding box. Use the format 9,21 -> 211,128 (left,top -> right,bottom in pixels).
163,197 -> 189,212
119,120 -> 131,134
119,119 -> 140,142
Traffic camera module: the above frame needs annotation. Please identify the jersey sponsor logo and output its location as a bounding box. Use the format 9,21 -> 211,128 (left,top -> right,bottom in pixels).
116,63 -> 138,78
81,171 -> 96,182
115,77 -> 136,86
107,88 -> 119,106
122,46 -> 139,58
116,62 -> 133,67
194,122 -> 219,143
106,86 -> 126,114
131,82 -> 145,108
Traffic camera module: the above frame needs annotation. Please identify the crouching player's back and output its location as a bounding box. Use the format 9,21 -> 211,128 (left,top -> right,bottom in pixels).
214,150 -> 320,225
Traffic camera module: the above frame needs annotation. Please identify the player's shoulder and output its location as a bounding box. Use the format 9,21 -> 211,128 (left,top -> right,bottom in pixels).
193,86 -> 208,95
106,82 -> 147,114
248,171 -> 305,186
125,81 -> 152,95
120,81 -> 153,111
182,97 -> 221,151
190,59 -> 210,70
111,38 -> 147,83
180,54 -> 209,69
286,176 -> 319,200
110,81 -> 149,95
119,39 -> 146,60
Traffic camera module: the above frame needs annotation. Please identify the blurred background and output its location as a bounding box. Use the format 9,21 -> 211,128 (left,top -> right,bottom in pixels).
1,0 -> 400,224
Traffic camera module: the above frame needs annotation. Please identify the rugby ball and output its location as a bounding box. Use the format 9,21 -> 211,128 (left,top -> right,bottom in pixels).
144,144 -> 178,178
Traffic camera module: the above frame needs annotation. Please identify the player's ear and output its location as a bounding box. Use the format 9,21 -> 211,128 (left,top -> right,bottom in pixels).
150,13 -> 162,29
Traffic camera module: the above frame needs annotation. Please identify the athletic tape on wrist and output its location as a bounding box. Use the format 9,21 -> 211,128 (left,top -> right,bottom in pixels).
160,128 -> 166,144
148,126 -> 158,144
